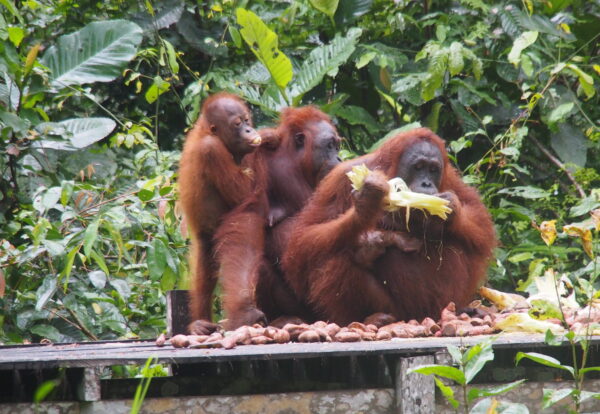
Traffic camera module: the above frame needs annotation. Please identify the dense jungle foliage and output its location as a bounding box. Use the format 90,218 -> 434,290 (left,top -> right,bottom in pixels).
0,0 -> 599,344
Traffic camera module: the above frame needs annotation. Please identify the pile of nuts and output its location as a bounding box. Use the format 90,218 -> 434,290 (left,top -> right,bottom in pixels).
156,302 -> 497,350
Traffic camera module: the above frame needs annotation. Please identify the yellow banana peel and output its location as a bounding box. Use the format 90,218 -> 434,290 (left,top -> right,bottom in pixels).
346,164 -> 452,220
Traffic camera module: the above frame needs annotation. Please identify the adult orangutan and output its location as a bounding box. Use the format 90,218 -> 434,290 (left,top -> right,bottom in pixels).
282,128 -> 496,326
179,92 -> 266,330
204,106 -> 342,331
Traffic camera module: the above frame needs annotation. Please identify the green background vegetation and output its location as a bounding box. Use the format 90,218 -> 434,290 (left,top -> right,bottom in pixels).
0,0 -> 599,344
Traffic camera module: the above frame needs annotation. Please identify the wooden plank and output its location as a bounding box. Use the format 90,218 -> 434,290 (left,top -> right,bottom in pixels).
395,355 -> 435,414
0,333 -> 597,370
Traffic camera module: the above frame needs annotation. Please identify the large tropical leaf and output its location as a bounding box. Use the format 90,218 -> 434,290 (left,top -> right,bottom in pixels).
550,123 -> 587,167
335,0 -> 372,26
41,20 -> 143,89
37,118 -> 116,150
131,0 -> 184,32
309,0 -> 339,20
289,27 -> 362,104
0,72 -> 19,111
228,83 -> 284,115
61,118 -> 117,148
236,8 -> 293,92
335,105 -> 380,134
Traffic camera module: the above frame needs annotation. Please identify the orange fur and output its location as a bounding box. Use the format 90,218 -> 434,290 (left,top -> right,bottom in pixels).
282,128 -> 496,325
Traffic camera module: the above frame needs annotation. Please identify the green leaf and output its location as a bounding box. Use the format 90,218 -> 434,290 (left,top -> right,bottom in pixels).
147,238 -> 168,280
368,122 -> 422,151
544,329 -> 562,346
424,101 -> 443,132
110,278 -> 132,301
446,345 -> 463,365
309,0 -> 339,20
467,379 -> 526,401
565,63 -> 595,99
498,186 -> 549,199
547,102 -> 574,124
550,123 -> 587,167
35,277 -> 57,311
90,250 -> 110,276
0,0 -> 24,24
145,76 -> 171,104
355,51 -> 376,69
580,366 -> 600,375
542,387 -> 573,409
335,105 -> 380,134
160,266 -> 177,291
515,352 -> 574,377
30,324 -> 62,342
60,181 -> 73,206
334,0 -> 372,26
520,53 -> 533,77
464,341 -> 494,383
41,187 -> 61,210
448,42 -> 464,76
376,88 -> 402,117
236,8 -> 293,93
138,188 -> 154,202
41,20 -> 143,88
88,270 -> 107,290
422,72 -> 443,102
508,31 -> 538,67
228,26 -> 242,48
290,27 -> 361,103
83,219 -> 99,257
421,48 -> 448,101
162,39 -> 179,74
409,364 -> 466,385
570,195 -> 600,217
470,398 -> 530,414
7,26 -> 23,47
60,245 -> 80,287
59,118 -> 117,149
434,377 -> 459,409
34,380 -> 59,403
0,72 -> 19,111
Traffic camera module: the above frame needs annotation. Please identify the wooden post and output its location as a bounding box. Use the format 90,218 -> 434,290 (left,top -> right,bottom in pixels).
395,355 -> 435,413
166,290 -> 191,336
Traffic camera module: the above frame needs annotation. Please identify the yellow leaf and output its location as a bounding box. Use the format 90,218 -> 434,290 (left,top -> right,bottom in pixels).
591,209 -> 600,231
495,312 -> 564,334
92,303 -> 102,314
537,220 -> 557,246
479,286 -> 528,311
24,43 -> 41,77
559,23 -> 571,34
593,65 -> 600,76
563,224 -> 594,259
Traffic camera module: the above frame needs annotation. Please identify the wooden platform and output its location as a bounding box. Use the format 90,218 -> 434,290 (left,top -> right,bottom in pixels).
2,291 -> 599,413
1,333 -> 600,413
0,332 -> 568,369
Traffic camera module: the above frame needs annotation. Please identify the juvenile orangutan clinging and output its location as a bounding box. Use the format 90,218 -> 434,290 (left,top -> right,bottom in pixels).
179,92 -> 267,331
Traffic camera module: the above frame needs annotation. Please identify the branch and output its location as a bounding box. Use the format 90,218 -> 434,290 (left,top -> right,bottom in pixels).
530,136 -> 586,198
